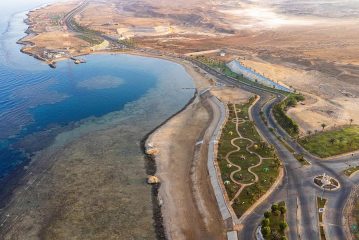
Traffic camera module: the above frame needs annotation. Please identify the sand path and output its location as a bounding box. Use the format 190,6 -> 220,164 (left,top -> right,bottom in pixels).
224,104 -> 273,205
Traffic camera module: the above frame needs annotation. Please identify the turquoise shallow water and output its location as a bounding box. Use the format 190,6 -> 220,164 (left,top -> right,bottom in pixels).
0,53 -> 159,182
0,4 -> 194,199
0,2 -> 196,239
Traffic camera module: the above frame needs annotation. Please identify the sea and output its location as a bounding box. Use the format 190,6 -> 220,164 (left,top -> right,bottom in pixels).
0,1 -> 195,238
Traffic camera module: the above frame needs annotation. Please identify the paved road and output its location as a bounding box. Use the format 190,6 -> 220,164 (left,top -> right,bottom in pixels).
180,59 -> 317,239
61,3 -> 357,238
62,0 -> 127,50
184,59 -> 355,240
62,0 -> 89,32
263,98 -> 355,240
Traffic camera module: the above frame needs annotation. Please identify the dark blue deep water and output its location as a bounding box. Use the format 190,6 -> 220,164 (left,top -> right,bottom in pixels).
0,4 -> 194,187
0,53 -> 161,181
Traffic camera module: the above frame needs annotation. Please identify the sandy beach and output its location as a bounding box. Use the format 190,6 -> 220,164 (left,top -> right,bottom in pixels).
146,61 -> 226,239
145,57 -> 262,239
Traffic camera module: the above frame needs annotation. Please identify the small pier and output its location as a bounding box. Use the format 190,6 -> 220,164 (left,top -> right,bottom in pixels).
70,57 -> 86,64
48,62 -> 56,68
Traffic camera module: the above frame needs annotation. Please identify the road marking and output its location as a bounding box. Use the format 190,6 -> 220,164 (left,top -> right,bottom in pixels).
196,140 -> 204,145
199,88 -> 211,95
326,223 -> 344,227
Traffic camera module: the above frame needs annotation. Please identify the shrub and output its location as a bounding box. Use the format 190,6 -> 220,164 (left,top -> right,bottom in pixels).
262,218 -> 270,227
286,98 -> 297,107
264,211 -> 271,218
271,204 -> 279,212
279,221 -> 288,231
274,209 -> 281,216
272,94 -> 304,137
261,226 -> 271,236
281,237 -> 288,240
279,205 -> 287,214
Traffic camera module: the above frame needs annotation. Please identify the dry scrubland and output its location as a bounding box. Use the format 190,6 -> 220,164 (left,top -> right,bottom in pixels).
20,1 -> 91,58
9,0 -> 359,239
21,0 -> 359,132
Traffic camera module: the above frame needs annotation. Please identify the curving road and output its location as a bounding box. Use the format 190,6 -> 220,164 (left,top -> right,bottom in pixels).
184,58 -> 356,240
61,3 -> 357,238
62,0 -> 89,33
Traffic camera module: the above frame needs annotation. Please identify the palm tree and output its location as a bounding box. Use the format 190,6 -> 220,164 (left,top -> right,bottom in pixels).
350,119 -> 354,126
321,123 -> 327,131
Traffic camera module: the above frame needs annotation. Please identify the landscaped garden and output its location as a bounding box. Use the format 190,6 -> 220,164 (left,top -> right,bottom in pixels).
217,97 -> 281,218
299,125 -> 359,158
261,201 -> 288,240
313,174 -> 340,191
272,93 -> 359,158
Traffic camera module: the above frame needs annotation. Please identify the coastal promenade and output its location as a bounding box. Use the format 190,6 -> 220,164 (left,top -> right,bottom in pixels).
207,96 -> 233,222
185,58 -> 355,240
27,2 -> 359,238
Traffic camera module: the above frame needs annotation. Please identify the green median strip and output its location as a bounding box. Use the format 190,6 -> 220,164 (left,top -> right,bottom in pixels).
293,153 -> 310,166
344,166 -> 359,177
317,197 -> 327,240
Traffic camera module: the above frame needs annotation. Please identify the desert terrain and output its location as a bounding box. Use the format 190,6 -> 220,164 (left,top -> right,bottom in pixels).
6,0 -> 359,239
19,0 -> 359,134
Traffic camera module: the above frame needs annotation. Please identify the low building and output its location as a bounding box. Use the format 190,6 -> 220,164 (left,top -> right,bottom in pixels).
219,50 -> 226,57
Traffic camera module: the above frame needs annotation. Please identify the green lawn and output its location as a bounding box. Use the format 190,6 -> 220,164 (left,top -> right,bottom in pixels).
232,158 -> 280,217
299,125 -> 359,158
217,100 -> 280,218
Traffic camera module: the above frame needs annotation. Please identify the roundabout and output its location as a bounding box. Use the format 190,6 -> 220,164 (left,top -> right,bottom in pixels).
313,173 -> 340,191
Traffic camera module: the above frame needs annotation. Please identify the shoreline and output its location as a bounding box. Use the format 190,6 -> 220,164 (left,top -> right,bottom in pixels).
7,6 -> 214,238
142,65 -> 228,238
0,54 -> 200,238
140,90 -> 198,240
